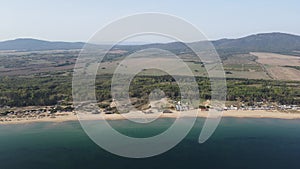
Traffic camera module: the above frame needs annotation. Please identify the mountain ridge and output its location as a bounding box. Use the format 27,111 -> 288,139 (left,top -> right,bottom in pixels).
212,32 -> 300,53
0,38 -> 85,51
1,32 -> 300,54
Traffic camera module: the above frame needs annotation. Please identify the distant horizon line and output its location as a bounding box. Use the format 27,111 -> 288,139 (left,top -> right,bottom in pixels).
1,31 -> 300,45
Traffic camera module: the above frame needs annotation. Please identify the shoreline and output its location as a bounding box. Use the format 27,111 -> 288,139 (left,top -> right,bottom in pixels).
1,109 -> 300,125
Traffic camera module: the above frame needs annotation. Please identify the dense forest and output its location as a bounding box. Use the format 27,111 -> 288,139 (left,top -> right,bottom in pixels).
0,74 -> 299,108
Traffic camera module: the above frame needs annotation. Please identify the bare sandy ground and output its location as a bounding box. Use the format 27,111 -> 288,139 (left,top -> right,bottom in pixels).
1,110 -> 300,125
251,52 -> 300,81
267,66 -> 300,81
251,52 -> 300,66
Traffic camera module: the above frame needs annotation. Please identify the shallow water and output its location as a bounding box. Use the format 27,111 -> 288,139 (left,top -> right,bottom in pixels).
1,118 -> 300,169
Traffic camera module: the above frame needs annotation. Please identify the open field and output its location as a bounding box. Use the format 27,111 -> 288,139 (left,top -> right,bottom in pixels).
0,50 -> 79,76
224,71 -> 270,79
98,57 -> 207,76
251,52 -> 300,66
223,54 -> 270,79
0,50 -> 299,81
267,66 -> 300,81
251,52 -> 300,81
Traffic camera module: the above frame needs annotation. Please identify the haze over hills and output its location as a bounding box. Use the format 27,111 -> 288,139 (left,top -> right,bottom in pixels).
0,38 -> 85,51
212,32 -> 300,53
115,32 -> 300,58
1,33 -> 300,55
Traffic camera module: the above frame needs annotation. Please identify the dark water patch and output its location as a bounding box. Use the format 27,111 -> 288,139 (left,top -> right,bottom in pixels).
1,118 -> 300,169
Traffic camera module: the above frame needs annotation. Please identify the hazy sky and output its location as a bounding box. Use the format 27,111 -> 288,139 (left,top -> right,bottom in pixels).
1,0 -> 299,42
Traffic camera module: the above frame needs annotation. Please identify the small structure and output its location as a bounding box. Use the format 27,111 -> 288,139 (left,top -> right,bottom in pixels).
91,110 -> 101,114
163,109 -> 173,113
144,110 -> 154,114
110,99 -> 117,109
104,110 -> 113,114
175,101 -> 190,111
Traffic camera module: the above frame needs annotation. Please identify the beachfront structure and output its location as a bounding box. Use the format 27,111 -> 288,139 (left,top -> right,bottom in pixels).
175,101 -> 190,111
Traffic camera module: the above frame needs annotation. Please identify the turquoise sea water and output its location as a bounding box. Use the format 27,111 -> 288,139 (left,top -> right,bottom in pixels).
1,118 -> 300,169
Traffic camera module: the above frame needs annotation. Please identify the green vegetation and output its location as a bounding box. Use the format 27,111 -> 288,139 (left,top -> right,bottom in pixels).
0,75 -> 72,106
1,33 -> 300,109
0,74 -> 299,108
284,66 -> 300,71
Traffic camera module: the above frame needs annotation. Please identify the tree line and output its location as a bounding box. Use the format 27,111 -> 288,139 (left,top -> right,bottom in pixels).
0,75 -> 299,107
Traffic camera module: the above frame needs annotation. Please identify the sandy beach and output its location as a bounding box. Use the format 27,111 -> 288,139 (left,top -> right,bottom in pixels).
1,109 -> 300,125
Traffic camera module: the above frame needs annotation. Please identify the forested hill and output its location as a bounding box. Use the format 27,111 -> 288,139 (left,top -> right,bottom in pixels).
212,32 -> 300,54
